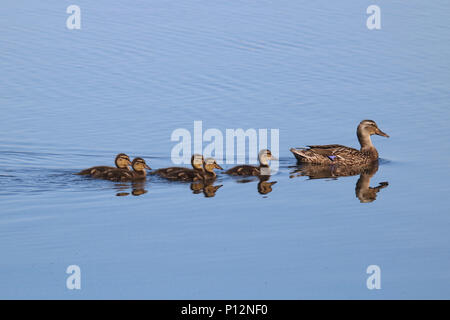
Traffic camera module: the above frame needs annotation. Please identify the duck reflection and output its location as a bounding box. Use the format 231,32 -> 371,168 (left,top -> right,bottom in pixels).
290,162 -> 388,203
114,181 -> 148,197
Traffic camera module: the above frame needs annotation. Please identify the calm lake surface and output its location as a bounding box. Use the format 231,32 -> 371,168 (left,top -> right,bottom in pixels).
1,0 -> 449,299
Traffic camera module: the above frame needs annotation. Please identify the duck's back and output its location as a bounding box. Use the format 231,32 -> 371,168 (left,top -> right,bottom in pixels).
100,168 -> 135,182
152,167 -> 186,177
154,167 -> 202,181
77,166 -> 116,177
290,145 -> 368,165
225,165 -> 260,176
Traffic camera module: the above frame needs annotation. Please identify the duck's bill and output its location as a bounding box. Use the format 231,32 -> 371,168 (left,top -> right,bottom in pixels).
145,164 -> 151,170
376,129 -> 389,138
270,156 -> 278,160
215,164 -> 224,170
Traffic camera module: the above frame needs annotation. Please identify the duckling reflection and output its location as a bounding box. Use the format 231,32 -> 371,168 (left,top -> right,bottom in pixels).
190,181 -> 223,197
131,181 -> 148,196
114,181 -> 148,197
290,162 -> 388,203
257,176 -> 277,195
230,175 -> 277,195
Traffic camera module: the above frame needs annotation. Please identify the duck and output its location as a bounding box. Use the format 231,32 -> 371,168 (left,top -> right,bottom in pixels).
290,120 -> 389,165
152,154 -> 205,182
76,153 -> 131,177
101,157 -> 151,182
225,149 -> 276,176
201,157 -> 223,182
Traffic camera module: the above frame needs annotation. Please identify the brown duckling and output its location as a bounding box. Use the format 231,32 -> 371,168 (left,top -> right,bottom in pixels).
290,120 -> 389,165
152,154 -> 204,182
102,157 -> 151,182
225,149 -> 276,176
201,157 -> 223,182
76,153 -> 131,177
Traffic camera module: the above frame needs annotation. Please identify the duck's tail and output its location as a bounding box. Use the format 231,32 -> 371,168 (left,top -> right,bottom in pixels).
290,148 -> 311,162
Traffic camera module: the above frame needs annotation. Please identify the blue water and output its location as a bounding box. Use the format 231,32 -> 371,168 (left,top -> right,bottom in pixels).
1,0 -> 450,299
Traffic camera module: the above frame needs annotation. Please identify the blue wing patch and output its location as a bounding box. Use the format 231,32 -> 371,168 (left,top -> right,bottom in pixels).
328,155 -> 337,161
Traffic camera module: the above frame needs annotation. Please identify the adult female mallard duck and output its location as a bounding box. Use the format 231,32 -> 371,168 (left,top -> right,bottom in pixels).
290,120 -> 389,165
225,149 -> 276,176
76,153 -> 131,177
101,157 -> 151,182
152,154 -> 204,182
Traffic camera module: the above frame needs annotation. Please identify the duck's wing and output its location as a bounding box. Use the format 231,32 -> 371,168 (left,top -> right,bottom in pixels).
76,166 -> 115,176
155,167 -> 201,181
102,168 -> 133,182
291,145 -> 360,163
172,169 -> 199,181
225,165 -> 260,176
151,167 -> 186,177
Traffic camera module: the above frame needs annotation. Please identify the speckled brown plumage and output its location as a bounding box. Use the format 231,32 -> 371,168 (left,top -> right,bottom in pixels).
100,157 -> 151,182
152,154 -> 204,182
76,153 -> 131,177
153,156 -> 222,183
225,149 -> 276,176
290,120 -> 389,165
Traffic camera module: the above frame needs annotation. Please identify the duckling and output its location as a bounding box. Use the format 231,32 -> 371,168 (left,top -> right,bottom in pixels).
102,157 -> 151,182
225,149 -> 276,176
76,153 -> 131,177
290,120 -> 389,165
152,154 -> 204,181
201,157 -> 223,182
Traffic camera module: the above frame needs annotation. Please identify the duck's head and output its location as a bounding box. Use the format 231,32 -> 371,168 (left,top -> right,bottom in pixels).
258,149 -> 277,166
358,120 -> 389,138
131,157 -> 151,172
115,153 -> 132,169
204,158 -> 223,173
191,154 -> 205,170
